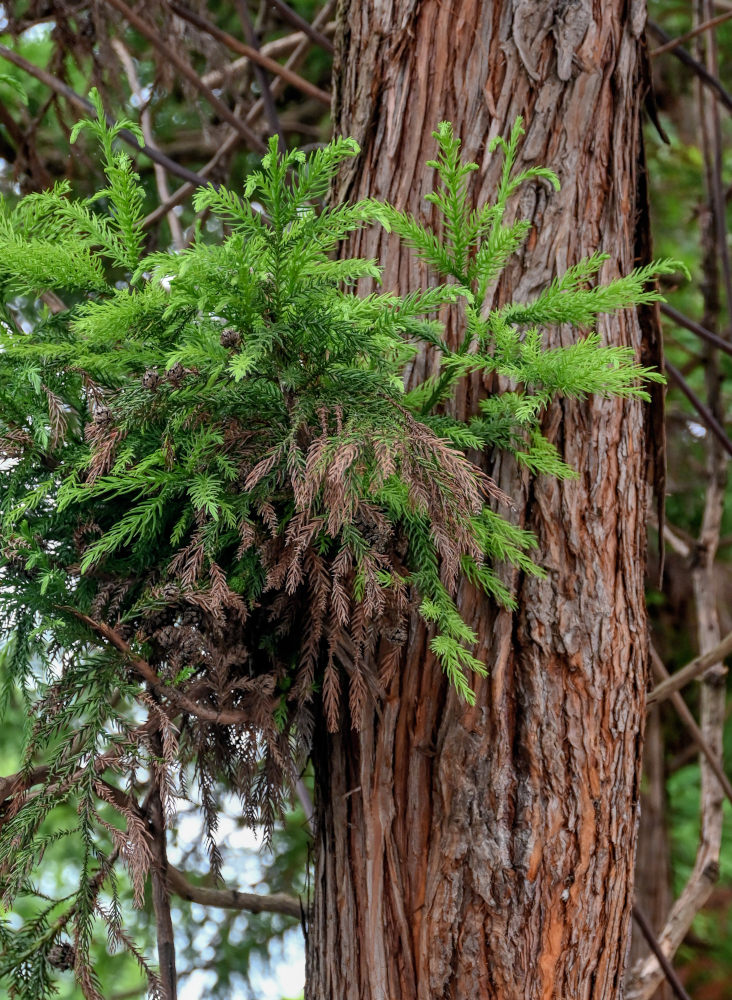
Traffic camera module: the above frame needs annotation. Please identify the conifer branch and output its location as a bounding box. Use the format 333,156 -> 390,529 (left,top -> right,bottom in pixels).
165,866 -> 302,918
62,610 -> 256,726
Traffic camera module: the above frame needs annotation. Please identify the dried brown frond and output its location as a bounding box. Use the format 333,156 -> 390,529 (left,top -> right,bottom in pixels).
169,529 -> 206,587
348,664 -> 368,731
92,782 -> 152,908
0,425 -> 34,458
84,422 -> 124,484
244,444 -> 286,491
95,899 -> 164,1000
43,383 -> 70,448
73,956 -> 105,1000
322,654 -> 341,733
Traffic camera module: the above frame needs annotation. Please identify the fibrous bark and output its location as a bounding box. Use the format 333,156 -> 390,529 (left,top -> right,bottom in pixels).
308,3 -> 654,998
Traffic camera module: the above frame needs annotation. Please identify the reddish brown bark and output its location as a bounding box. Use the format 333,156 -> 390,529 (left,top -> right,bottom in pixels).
308,3 -> 653,998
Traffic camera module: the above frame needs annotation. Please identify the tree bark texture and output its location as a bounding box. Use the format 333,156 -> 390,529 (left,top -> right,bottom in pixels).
308,3 -> 653,998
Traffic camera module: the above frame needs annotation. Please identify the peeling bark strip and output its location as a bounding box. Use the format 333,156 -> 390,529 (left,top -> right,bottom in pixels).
307,3 -> 653,999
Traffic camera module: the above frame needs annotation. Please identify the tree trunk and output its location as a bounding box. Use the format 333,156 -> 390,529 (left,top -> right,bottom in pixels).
308,3 -> 653,998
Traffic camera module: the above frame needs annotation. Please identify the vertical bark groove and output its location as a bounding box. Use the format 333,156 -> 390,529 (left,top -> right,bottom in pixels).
308,4 -> 653,998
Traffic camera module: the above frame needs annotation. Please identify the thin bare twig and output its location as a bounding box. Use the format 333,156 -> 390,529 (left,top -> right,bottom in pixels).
168,1 -> 331,106
0,43 -> 210,188
697,10 -> 732,322
647,628 -> 732,705
665,360 -> 732,458
142,0 -> 336,230
0,101 -> 51,189
661,303 -> 732,357
265,0 -> 334,53
148,729 -> 177,1000
102,0 -> 266,152
234,0 -> 284,150
627,27 -> 728,992
664,523 -> 692,559
200,25 -> 335,89
166,865 -> 301,917
142,131 -> 240,229
651,9 -> 732,57
244,0 -> 336,126
648,21 -> 732,113
650,646 -> 732,804
112,39 -> 184,248
631,906 -> 693,1000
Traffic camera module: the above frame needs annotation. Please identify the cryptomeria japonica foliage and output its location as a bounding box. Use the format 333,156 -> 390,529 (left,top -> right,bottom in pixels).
0,91 -> 684,996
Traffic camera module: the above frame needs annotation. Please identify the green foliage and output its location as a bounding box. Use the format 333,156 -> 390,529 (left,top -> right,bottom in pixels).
0,73 -> 28,106
0,105 -> 684,997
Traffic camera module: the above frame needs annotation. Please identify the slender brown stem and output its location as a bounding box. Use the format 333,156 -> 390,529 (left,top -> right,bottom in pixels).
63,609 -> 254,725
234,0 -> 285,149
265,0 -> 334,53
143,0 -> 336,231
142,130 -> 241,229
631,906 -> 693,1000
647,628 -> 732,705
0,43 -> 210,188
201,25 -> 335,89
112,39 -> 185,248
243,0 -> 335,126
168,1 -> 331,106
166,865 -> 301,917
665,360 -> 732,458
0,102 -> 52,189
660,303 -> 732,357
697,10 -> 732,321
648,21 -> 732,113
148,736 -> 177,1000
651,9 -> 732,56
102,0 -> 266,152
0,107 -> 19,163
629,27 -> 729,993
650,646 -> 732,804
